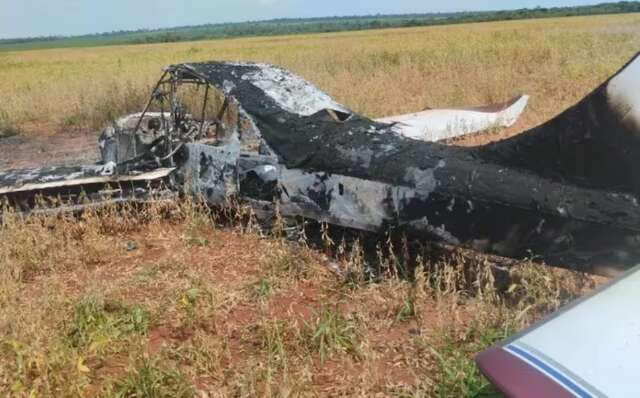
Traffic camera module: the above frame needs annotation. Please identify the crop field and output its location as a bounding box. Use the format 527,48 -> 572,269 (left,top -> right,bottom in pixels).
1,14 -> 639,137
0,13 -> 637,397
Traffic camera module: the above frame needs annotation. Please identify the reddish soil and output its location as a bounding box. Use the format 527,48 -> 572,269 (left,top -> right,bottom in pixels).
0,130 -> 99,171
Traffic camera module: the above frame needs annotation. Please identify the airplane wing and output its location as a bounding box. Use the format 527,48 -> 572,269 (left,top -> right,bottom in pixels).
375,95 -> 529,142
476,265 -> 640,397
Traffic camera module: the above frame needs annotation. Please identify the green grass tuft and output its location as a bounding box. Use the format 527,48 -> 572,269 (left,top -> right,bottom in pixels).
302,306 -> 363,363
66,295 -> 150,351
0,111 -> 19,138
430,324 -> 514,398
109,358 -> 193,398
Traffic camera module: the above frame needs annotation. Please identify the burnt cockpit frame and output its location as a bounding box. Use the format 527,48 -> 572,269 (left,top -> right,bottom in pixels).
100,68 -> 239,174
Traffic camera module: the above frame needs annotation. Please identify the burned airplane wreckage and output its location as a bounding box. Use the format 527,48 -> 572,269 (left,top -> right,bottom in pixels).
2,53 -> 640,275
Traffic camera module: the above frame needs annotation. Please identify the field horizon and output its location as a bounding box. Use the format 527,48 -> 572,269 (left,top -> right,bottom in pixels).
3,2 -> 639,52
1,13 -> 639,141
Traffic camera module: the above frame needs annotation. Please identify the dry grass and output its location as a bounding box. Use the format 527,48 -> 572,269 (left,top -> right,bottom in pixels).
0,200 -> 597,397
0,14 -> 627,397
0,14 -> 639,134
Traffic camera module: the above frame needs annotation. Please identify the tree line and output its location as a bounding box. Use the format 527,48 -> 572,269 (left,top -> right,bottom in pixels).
2,2 -> 639,48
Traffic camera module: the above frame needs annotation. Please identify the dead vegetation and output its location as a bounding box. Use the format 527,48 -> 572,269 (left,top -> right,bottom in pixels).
0,14 -> 639,136
0,111 -> 20,139
0,200 -> 600,396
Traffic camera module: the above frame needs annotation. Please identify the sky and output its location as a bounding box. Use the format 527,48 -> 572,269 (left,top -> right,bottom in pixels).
1,0 -> 601,39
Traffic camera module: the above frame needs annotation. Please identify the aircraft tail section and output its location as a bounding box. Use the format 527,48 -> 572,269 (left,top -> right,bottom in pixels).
480,52 -> 640,195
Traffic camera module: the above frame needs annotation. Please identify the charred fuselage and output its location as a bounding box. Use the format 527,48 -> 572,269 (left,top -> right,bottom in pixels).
2,55 -> 640,275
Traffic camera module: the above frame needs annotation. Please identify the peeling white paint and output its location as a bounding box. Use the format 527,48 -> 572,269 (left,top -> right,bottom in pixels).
403,217 -> 460,244
241,65 -> 350,117
466,200 -> 474,214
404,161 -> 445,194
335,145 -> 374,169
222,80 -> 236,94
100,161 -> 116,176
447,198 -> 456,212
278,168 -> 418,232
0,168 -> 175,195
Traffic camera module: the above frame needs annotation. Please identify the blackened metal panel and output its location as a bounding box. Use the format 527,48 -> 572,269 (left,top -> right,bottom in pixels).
179,143 -> 238,203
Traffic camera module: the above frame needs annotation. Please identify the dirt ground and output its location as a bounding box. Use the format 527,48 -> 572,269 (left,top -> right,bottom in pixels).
0,201 -> 600,396
0,130 -> 100,171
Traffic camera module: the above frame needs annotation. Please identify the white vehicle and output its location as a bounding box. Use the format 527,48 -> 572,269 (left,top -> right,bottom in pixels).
477,265 -> 640,397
